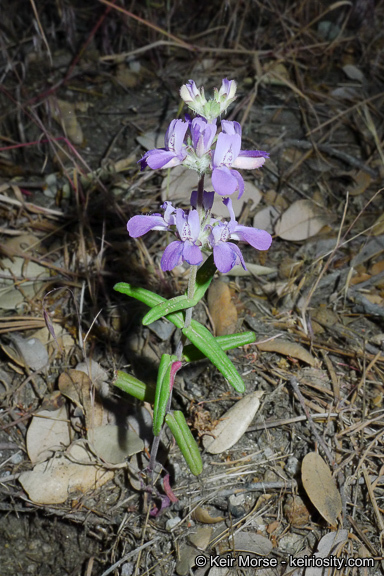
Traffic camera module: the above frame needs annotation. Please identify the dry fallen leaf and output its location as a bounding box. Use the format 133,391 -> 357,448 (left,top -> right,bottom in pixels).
275,199 -> 328,241
176,526 -> 213,576
348,170 -> 371,196
19,441 -> 114,504
300,530 -> 349,576
49,98 -> 84,145
58,370 -> 104,430
26,406 -> 70,464
192,507 -> 225,524
256,339 -> 317,367
202,391 -> 263,454
372,212 -> 384,236
302,452 -> 342,526
90,425 -> 144,464
207,281 -> 237,336
229,532 -> 273,556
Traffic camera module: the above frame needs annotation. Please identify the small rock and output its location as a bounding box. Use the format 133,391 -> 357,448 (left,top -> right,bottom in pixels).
148,319 -> 175,341
166,516 -> 182,531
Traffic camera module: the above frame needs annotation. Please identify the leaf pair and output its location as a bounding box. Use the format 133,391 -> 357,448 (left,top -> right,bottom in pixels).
114,273 -> 246,393
112,367 -> 202,475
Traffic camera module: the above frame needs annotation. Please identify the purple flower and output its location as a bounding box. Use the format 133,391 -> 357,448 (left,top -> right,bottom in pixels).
127,202 -> 175,237
190,190 -> 215,211
162,209 -> 203,271
180,80 -> 207,116
214,79 -> 237,113
208,197 -> 272,273
191,117 -> 217,158
211,121 -> 269,198
139,120 -> 188,170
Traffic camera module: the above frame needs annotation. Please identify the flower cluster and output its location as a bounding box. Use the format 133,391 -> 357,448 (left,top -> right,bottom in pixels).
129,78 -> 272,273
139,114 -> 269,199
128,193 -> 272,273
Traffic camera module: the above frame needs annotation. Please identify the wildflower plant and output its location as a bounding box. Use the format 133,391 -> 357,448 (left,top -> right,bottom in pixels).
113,79 -> 272,499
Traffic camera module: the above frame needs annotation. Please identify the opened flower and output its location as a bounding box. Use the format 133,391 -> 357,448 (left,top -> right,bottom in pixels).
127,202 -> 176,237
208,197 -> 272,273
161,209 -> 203,271
139,119 -> 188,171
127,202 -> 203,272
211,120 -> 269,198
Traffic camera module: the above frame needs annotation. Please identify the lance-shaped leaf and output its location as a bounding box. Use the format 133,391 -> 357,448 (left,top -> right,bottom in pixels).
183,331 -> 256,362
113,283 -> 184,329
142,295 -> 195,326
113,370 -> 155,403
165,410 -> 203,476
183,321 -> 245,393
153,354 -> 177,436
141,256 -> 217,326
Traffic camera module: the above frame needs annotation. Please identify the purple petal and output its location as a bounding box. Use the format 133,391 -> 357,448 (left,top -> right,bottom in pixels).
213,242 -> 246,273
223,197 -> 237,226
212,166 -> 239,196
145,149 -> 178,170
183,242 -> 203,265
231,225 -> 273,250
233,150 -> 269,170
165,119 -> 188,154
127,214 -> 167,237
190,190 -> 214,211
203,191 -> 215,210
213,133 -> 241,167
231,170 -> 245,199
161,241 -> 183,271
175,208 -> 187,236
187,210 -> 200,240
162,201 -> 176,225
221,120 -> 241,136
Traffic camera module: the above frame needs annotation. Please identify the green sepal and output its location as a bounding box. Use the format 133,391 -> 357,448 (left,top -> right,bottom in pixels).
165,410 -> 203,476
113,370 -> 155,403
153,354 -> 177,436
113,283 -> 184,329
192,254 -> 217,302
183,331 -> 257,362
182,321 -> 245,393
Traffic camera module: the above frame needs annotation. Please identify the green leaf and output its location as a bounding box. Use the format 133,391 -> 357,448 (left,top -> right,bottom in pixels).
182,321 -> 245,393
113,283 -> 184,329
113,370 -> 155,403
142,295 -> 195,326
141,256 -> 216,326
183,331 -> 257,362
165,411 -> 203,476
153,354 -> 177,436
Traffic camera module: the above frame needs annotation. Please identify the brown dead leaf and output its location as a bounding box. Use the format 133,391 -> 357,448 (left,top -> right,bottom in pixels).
302,452 -> 342,526
372,213 -> 384,236
275,199 -> 328,241
26,406 -> 70,464
49,98 -> 84,145
202,391 -> 263,454
58,370 -> 104,430
207,281 -> 237,336
192,507 -> 224,524
256,339 -> 317,367
348,171 -> 371,196
19,441 -> 113,505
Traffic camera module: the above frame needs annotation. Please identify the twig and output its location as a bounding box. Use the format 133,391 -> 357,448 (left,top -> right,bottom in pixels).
289,376 -> 335,468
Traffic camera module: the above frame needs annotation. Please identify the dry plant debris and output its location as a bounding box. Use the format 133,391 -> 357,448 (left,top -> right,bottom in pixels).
1,0 -> 384,574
